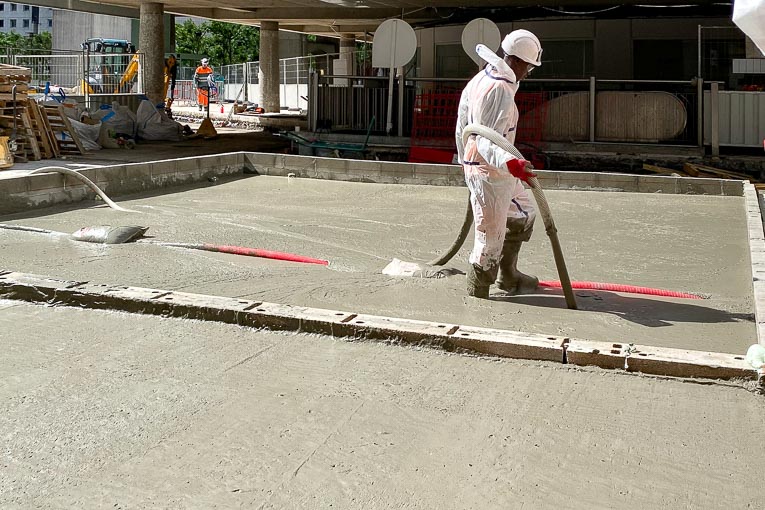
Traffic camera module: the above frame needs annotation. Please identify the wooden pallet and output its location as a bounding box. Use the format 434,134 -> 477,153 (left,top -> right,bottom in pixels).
0,102 -> 40,161
42,104 -> 86,155
25,100 -> 55,159
0,64 -> 32,85
38,106 -> 61,158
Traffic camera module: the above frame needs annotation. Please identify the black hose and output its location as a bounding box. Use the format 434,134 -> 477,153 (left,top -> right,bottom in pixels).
427,192 -> 473,266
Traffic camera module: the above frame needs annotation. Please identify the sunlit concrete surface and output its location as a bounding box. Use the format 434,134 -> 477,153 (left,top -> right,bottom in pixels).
0,174 -> 754,354
1,301 -> 763,509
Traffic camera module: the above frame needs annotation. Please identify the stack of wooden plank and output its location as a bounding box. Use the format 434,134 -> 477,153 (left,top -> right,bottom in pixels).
642,162 -> 760,183
0,63 -> 85,167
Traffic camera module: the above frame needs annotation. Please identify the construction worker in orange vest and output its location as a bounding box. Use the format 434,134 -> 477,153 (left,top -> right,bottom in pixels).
193,58 -> 214,111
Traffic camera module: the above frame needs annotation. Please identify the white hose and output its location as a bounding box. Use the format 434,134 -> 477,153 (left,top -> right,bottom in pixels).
29,166 -> 137,213
461,124 -> 577,310
461,124 -> 555,236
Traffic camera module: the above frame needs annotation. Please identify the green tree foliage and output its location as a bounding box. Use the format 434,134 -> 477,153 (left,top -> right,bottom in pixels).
175,19 -> 259,66
0,31 -> 52,53
175,19 -> 207,56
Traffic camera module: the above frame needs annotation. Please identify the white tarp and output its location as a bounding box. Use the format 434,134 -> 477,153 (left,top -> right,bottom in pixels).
733,0 -> 765,55
136,100 -> 184,141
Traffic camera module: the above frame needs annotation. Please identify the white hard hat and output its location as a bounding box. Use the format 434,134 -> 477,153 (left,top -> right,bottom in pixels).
201,58 -> 209,65
501,29 -> 543,67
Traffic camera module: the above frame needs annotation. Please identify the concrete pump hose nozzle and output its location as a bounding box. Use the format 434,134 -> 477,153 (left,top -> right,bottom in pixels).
461,124 -> 577,310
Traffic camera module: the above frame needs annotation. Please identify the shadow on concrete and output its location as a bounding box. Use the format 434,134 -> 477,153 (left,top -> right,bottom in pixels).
494,288 -> 754,328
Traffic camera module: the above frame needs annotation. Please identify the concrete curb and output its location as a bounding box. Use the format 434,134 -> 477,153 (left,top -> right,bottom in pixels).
744,182 -> 765,387
245,153 -> 745,196
745,181 -> 765,348
0,270 -> 756,382
0,152 -> 247,215
0,152 -> 745,216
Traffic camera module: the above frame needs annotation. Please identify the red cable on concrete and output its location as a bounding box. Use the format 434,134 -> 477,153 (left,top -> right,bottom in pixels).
538,280 -> 704,300
147,241 -> 329,266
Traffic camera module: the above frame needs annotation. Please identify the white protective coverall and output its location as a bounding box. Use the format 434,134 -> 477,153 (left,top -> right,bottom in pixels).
455,47 -> 536,271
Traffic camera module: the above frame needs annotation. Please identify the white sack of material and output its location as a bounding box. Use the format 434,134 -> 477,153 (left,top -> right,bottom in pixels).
93,103 -> 137,138
66,118 -> 102,151
136,100 -> 184,141
733,0 -> 765,55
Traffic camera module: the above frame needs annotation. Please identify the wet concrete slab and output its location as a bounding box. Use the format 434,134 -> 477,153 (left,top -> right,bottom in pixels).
1,302 -> 763,509
0,175 -> 755,354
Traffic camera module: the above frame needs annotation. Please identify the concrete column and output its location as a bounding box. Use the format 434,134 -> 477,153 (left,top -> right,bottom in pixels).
259,21 -> 280,112
139,2 -> 165,104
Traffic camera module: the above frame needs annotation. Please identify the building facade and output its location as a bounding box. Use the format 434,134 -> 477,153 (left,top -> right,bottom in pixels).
0,2 -> 53,35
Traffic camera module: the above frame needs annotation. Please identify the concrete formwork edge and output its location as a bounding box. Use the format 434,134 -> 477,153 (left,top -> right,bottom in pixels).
0,153 -> 247,216
0,152 -> 745,216
744,183 -> 765,389
245,153 -> 745,196
745,182 -> 765,348
0,270 -> 756,382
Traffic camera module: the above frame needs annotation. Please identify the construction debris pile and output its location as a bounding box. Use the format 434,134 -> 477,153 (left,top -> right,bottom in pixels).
0,63 -> 197,169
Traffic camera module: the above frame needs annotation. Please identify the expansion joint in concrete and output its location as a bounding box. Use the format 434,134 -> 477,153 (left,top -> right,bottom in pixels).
0,270 -> 757,383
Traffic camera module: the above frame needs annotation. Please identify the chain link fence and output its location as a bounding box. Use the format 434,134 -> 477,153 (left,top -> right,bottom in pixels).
172,50 -> 374,110
3,50 -> 143,96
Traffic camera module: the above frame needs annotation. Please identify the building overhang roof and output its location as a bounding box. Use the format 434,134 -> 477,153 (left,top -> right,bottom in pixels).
35,0 -> 732,37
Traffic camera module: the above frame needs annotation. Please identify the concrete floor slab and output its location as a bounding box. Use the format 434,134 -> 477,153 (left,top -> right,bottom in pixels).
1,302 -> 762,509
0,175 -> 755,354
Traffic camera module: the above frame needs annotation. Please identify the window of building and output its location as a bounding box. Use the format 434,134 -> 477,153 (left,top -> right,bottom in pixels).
0,5 -> 4,12
532,40 -> 594,79
47,19 -> 52,27
10,19 -> 16,28
22,19 -> 28,28
0,20 -> 4,28
634,39 -> 702,81
436,44 -> 479,79
23,4 -> 29,10
11,4 -> 17,11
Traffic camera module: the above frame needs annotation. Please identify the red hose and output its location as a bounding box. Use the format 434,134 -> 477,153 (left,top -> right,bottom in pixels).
202,244 -> 329,265
148,241 -> 329,266
538,280 -> 704,299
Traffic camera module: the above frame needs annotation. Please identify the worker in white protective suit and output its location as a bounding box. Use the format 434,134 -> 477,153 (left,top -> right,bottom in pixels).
455,29 -> 543,299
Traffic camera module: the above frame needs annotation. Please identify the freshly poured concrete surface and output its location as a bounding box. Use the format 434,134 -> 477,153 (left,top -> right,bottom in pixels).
1,301 -> 763,509
0,175 -> 755,354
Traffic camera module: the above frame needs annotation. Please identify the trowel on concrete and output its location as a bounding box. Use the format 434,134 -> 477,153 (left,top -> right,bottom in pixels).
382,258 -> 462,279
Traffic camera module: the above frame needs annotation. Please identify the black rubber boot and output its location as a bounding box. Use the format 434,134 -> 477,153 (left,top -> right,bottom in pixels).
467,263 -> 497,299
496,217 -> 538,295
496,240 -> 539,295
